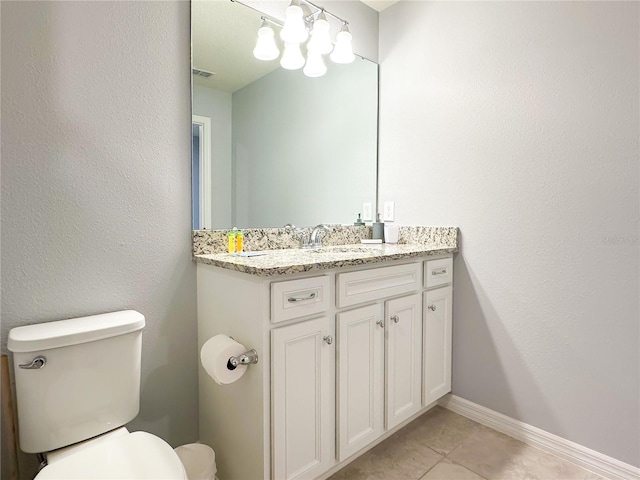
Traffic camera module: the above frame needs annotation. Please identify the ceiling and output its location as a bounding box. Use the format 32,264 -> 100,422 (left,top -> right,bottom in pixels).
359,0 -> 399,12
192,0 -> 397,93
192,1 -> 280,93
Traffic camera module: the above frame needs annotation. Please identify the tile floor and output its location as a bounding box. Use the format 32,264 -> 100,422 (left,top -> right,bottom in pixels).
329,406 -> 604,480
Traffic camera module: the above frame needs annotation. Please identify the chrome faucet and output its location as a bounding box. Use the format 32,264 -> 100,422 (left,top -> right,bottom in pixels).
308,224 -> 328,248
284,223 -> 328,249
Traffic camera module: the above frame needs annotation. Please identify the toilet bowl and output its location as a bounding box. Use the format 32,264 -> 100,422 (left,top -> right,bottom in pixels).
36,428 -> 187,479
8,311 -> 187,480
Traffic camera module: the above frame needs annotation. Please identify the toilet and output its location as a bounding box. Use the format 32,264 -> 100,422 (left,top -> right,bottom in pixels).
8,310 -> 188,479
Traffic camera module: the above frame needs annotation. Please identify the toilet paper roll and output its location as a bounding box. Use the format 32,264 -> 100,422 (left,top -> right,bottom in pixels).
200,334 -> 248,385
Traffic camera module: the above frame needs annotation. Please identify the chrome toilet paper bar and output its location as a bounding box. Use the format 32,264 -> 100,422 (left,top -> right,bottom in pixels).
227,349 -> 259,370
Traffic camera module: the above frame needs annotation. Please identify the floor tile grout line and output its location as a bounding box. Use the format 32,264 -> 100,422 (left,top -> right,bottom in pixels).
417,456 -> 446,480
447,457 -> 490,480
443,445 -> 490,480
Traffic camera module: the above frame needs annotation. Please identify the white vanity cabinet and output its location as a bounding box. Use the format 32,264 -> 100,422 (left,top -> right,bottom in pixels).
196,253 -> 453,480
423,286 -> 453,405
336,304 -> 384,461
272,316 -> 335,480
335,277 -> 423,462
385,293 -> 423,430
423,257 -> 454,406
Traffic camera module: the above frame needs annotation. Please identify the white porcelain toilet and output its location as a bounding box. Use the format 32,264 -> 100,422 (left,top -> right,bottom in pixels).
8,310 -> 188,479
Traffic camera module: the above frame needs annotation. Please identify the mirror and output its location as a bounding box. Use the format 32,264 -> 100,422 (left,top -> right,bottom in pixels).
191,0 -> 378,230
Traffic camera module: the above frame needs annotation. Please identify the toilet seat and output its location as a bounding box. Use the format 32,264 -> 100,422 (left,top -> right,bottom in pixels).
35,430 -> 187,479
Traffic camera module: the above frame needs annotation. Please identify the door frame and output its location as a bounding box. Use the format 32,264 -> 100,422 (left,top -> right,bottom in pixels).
193,115 -> 212,229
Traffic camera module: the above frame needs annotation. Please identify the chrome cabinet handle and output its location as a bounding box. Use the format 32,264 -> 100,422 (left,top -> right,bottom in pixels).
323,335 -> 333,345
391,315 -> 399,324
288,292 -> 316,303
376,319 -> 385,328
428,305 -> 437,311
432,269 -> 447,276
19,356 -> 46,369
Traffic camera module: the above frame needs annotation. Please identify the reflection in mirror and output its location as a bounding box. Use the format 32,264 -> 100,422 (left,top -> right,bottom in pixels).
192,0 -> 378,229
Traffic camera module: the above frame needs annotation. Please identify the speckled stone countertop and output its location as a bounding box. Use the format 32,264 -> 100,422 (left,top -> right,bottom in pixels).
194,226 -> 459,277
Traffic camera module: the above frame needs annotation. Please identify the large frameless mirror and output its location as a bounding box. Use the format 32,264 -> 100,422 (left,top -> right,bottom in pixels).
191,0 -> 378,229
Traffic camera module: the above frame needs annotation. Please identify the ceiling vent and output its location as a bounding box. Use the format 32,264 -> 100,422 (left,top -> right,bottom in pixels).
192,68 -> 216,78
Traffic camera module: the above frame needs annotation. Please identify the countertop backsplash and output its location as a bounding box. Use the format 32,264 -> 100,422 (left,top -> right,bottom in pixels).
193,225 -> 458,256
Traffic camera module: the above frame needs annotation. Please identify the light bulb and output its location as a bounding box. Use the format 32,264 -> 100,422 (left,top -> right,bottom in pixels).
280,42 -> 305,70
253,22 -> 279,61
303,50 -> 327,77
280,0 -> 308,44
330,24 -> 355,64
307,12 -> 333,55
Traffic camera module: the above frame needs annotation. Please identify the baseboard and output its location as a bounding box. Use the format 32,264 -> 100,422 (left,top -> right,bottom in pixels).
440,395 -> 640,480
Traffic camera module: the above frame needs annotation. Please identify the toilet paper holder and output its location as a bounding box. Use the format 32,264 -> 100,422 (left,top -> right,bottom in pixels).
227,349 -> 258,370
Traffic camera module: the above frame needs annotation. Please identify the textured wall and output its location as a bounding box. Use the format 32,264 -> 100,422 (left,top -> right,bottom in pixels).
379,1 -> 639,467
1,2 -> 197,478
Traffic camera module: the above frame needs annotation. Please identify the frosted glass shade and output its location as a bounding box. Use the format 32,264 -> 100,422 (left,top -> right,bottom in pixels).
280,2 -> 308,44
253,25 -> 279,61
303,50 -> 327,77
307,14 -> 332,55
330,28 -> 355,64
280,42 -> 305,70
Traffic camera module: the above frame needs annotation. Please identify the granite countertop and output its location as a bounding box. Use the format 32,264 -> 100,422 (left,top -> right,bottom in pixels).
194,243 -> 458,277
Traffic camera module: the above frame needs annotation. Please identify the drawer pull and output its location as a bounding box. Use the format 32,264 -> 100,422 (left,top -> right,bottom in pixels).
323,335 -> 333,345
376,319 -> 385,328
428,305 -> 437,311
391,315 -> 399,324
287,292 -> 316,303
431,269 -> 447,276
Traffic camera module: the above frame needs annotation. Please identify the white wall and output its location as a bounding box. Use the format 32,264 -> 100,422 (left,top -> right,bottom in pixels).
1,2 -> 197,478
379,1 -> 639,466
192,85 -> 233,229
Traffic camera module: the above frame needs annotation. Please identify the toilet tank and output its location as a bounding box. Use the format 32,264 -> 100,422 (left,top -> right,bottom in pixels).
8,310 -> 146,454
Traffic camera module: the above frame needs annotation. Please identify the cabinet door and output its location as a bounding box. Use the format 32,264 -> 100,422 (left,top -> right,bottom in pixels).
385,293 -> 423,430
423,286 -> 453,406
272,317 -> 335,480
337,304 -> 384,461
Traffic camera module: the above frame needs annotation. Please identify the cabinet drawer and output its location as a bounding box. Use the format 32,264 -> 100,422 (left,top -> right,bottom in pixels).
271,276 -> 331,323
424,257 -> 453,288
336,263 -> 422,308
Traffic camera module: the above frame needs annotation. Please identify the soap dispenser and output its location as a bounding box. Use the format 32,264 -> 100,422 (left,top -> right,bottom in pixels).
372,213 -> 385,242
354,213 -> 365,226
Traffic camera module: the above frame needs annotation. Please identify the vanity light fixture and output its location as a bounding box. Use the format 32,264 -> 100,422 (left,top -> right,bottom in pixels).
280,0 -> 308,44
253,19 -> 280,61
281,42 -> 306,70
250,0 -> 354,78
330,23 -> 355,64
307,11 -> 333,55
303,49 -> 327,77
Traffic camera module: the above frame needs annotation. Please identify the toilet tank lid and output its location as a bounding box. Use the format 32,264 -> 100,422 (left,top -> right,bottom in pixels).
8,310 -> 145,353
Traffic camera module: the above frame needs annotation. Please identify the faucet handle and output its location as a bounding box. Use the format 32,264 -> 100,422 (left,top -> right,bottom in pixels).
284,225 -> 311,248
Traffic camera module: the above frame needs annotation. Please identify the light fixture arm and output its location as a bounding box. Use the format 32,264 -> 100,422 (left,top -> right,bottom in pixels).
299,0 -> 348,25
260,16 -> 283,29
231,0 -> 348,31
